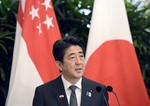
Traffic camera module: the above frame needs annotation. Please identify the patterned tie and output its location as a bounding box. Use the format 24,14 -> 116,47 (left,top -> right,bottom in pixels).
69,85 -> 78,106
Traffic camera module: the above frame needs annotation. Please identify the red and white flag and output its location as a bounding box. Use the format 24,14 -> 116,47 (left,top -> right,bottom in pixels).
6,0 -> 61,105
84,0 -> 150,106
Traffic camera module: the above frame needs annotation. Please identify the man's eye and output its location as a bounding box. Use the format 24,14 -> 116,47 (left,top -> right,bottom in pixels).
70,57 -> 75,59
80,55 -> 84,57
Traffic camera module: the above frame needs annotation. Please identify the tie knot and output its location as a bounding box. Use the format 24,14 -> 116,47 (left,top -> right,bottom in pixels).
69,85 -> 77,93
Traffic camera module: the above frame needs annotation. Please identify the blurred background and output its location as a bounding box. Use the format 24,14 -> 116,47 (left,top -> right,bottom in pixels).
0,0 -> 150,105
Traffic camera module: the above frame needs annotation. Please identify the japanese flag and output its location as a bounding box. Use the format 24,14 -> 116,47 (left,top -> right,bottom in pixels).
84,0 -> 150,106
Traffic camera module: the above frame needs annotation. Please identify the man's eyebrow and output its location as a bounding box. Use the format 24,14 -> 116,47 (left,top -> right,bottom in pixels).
79,51 -> 84,54
68,51 -> 83,56
68,53 -> 75,57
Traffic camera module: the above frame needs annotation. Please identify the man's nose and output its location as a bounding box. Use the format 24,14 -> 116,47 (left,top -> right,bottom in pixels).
75,57 -> 82,64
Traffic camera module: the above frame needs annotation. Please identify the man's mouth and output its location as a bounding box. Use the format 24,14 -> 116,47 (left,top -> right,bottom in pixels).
75,68 -> 82,71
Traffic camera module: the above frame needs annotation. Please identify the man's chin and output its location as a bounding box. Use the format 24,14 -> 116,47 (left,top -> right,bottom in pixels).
75,73 -> 83,78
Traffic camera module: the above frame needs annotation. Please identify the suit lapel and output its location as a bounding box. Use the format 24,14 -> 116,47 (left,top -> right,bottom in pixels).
81,77 -> 93,106
52,76 -> 96,106
52,76 -> 69,106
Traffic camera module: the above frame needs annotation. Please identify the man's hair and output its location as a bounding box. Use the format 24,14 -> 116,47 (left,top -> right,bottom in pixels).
53,36 -> 85,62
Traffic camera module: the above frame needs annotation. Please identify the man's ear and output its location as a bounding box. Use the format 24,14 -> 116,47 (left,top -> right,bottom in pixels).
55,61 -> 63,71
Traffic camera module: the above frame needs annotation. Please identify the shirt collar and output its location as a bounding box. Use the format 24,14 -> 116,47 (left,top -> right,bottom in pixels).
61,75 -> 82,90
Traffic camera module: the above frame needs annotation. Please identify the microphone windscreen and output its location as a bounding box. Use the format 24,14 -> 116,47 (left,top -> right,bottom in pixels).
96,86 -> 102,92
107,86 -> 113,92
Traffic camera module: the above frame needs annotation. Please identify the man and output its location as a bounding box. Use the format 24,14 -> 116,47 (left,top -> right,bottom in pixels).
33,36 -> 108,106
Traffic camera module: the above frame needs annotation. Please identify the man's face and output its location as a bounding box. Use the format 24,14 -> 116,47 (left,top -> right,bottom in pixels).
57,45 -> 85,83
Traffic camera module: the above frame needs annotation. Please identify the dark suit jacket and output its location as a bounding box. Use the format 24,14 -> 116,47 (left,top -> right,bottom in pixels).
33,75 -> 108,106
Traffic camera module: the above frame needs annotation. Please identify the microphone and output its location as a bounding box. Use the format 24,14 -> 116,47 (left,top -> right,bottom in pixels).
107,86 -> 120,106
96,86 -> 109,106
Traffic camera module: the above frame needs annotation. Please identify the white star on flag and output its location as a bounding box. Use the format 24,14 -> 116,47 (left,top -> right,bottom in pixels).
29,6 -> 39,20
43,15 -> 54,29
41,0 -> 52,11
36,23 -> 42,35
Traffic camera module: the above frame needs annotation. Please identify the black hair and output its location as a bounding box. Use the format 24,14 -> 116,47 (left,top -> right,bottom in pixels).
53,36 -> 85,62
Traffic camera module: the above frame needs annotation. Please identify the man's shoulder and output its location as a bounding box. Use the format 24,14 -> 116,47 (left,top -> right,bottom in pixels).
82,76 -> 106,88
36,76 -> 61,90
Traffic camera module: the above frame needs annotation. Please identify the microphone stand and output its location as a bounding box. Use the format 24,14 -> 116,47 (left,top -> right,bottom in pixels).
107,86 -> 120,106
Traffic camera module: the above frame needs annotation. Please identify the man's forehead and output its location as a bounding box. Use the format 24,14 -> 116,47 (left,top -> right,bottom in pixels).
65,45 -> 83,55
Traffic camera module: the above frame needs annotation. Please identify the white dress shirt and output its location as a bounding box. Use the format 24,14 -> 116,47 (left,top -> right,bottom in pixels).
61,75 -> 82,106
